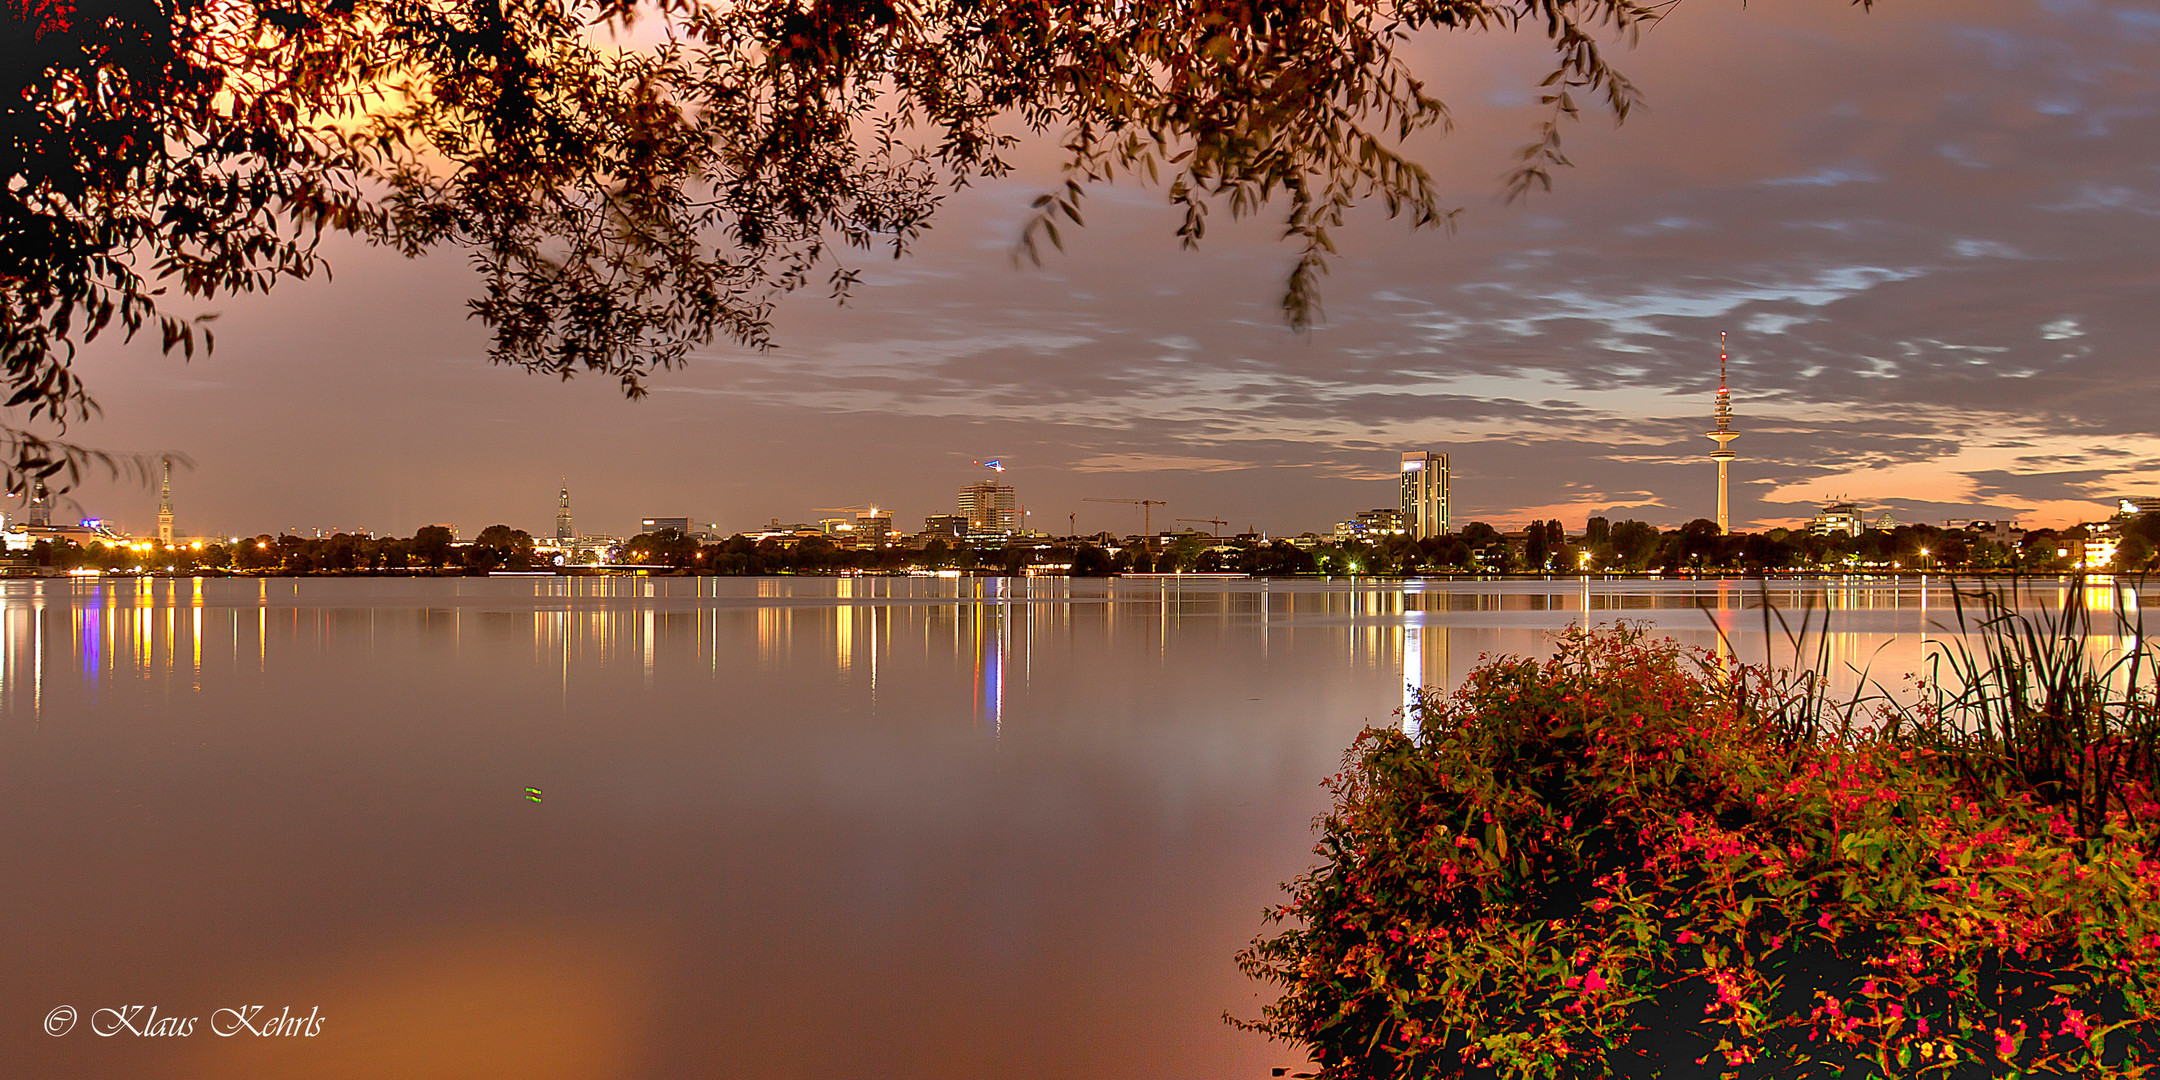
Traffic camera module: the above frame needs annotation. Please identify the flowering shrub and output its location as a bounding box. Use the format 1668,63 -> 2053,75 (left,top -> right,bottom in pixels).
1236,625 -> 2160,1079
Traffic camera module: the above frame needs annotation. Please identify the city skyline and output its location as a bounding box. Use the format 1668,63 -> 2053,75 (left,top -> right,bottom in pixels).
24,419 -> 2151,545
42,441 -> 2128,547
40,0 -> 2160,538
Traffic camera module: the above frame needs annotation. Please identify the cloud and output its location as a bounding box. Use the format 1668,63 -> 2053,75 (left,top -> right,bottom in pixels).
1763,165 -> 1881,187
1949,239 -> 2025,258
1068,453 -> 1254,473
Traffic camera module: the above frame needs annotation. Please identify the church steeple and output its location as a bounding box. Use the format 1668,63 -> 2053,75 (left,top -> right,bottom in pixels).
157,457 -> 176,544
555,479 -> 574,542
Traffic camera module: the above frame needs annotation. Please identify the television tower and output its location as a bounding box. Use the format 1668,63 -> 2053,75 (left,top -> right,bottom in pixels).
1706,332 -> 1738,534
157,457 -> 175,544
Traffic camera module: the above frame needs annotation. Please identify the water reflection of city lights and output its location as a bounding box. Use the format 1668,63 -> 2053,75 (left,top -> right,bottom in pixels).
0,576 -> 2147,730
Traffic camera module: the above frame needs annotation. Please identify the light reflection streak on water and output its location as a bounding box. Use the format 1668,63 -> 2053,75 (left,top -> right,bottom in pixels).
81,587 -> 100,685
975,581 -> 1001,736
1402,622 -> 1422,739
836,577 -> 854,677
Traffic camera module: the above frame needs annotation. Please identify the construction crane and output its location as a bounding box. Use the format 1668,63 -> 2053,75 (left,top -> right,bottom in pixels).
812,505 -> 891,539
812,504 -> 889,521
1177,517 -> 1228,538
1084,498 -> 1167,545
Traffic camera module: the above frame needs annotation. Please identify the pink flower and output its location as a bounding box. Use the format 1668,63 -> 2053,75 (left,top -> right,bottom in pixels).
2061,1009 -> 2090,1040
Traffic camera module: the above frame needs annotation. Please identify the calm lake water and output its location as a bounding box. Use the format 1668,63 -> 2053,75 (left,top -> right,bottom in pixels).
4,575 -> 2150,1079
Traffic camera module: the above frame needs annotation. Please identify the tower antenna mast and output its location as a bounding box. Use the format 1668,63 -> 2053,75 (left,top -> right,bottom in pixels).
1706,332 -> 1738,534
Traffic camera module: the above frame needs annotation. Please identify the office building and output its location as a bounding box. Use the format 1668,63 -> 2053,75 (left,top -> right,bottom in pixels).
855,508 -> 894,544
1952,520 -> 2023,545
1399,452 -> 1450,540
2077,520 -> 2123,569
1335,508 -> 1406,543
641,516 -> 692,535
958,480 -> 1019,538
3,518 -> 124,552
1811,502 -> 1864,538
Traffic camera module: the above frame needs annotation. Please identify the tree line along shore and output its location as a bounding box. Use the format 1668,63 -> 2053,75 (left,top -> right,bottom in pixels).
10,513 -> 2158,577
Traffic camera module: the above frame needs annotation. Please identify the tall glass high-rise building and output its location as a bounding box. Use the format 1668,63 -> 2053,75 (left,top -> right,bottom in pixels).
958,480 -> 1019,537
1400,451 -> 1450,540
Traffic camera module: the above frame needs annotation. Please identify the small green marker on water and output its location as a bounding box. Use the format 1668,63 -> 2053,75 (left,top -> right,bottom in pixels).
524,788 -> 543,802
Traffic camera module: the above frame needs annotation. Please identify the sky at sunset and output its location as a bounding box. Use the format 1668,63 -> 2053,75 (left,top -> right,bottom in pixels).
45,0 -> 2160,540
